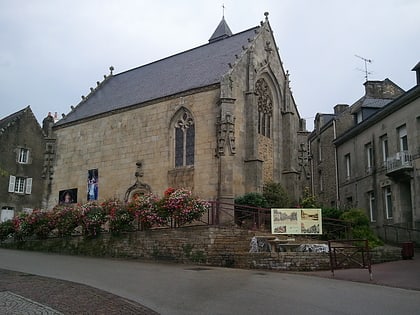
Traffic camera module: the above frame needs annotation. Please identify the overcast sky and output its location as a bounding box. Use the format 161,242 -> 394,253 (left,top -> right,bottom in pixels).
1,0 -> 419,130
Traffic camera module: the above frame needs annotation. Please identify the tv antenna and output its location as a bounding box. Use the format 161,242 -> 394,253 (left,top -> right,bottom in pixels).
355,54 -> 372,81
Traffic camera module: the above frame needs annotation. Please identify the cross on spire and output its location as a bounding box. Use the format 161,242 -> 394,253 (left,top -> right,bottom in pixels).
222,3 -> 225,18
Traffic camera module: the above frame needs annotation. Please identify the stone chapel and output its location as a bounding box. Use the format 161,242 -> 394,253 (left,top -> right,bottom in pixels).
45,13 -> 310,210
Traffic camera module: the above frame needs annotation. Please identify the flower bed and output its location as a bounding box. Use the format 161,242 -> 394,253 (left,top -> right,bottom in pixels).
0,188 -> 210,241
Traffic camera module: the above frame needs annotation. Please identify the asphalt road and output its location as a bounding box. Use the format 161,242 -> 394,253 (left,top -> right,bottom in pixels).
0,249 -> 419,315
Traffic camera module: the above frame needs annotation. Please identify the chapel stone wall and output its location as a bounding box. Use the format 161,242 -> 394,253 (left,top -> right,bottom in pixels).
47,88 -> 220,207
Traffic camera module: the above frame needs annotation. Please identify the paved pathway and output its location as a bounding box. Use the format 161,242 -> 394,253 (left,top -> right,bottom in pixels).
1,249 -> 420,314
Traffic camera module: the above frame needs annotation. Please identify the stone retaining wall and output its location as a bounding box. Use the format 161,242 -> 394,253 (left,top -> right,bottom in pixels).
0,226 -> 402,271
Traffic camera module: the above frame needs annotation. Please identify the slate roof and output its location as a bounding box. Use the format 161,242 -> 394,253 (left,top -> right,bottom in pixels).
56,23 -> 260,127
350,96 -> 393,113
209,17 -> 233,42
335,84 -> 420,145
0,106 -> 30,136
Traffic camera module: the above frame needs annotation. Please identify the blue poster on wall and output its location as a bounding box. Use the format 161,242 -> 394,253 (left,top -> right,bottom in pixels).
87,169 -> 98,201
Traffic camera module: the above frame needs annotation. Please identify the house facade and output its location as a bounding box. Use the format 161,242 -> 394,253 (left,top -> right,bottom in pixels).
309,79 -> 404,208
309,63 -> 420,237
45,13 -> 309,214
335,68 -> 420,235
0,107 -> 54,221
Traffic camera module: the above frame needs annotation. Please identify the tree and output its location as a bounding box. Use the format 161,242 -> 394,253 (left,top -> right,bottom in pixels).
263,181 -> 290,208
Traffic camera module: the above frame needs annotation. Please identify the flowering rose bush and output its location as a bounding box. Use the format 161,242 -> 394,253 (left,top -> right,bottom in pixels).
52,205 -> 82,237
79,202 -> 106,238
162,188 -> 209,226
12,212 -> 30,240
27,210 -> 56,239
2,188 -> 209,241
102,198 -> 135,235
127,194 -> 167,229
11,210 -> 55,240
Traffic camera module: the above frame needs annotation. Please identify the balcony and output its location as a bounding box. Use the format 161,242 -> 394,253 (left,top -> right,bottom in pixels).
386,151 -> 413,179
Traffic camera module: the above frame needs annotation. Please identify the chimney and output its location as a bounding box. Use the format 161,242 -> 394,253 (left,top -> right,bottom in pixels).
412,61 -> 420,86
334,104 -> 349,115
364,81 -> 384,98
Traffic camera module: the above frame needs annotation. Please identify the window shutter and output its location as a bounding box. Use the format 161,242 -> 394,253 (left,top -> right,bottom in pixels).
8,176 -> 16,192
27,150 -> 32,164
25,178 -> 32,194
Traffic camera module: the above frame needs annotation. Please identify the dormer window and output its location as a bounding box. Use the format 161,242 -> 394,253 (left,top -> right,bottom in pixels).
356,111 -> 363,124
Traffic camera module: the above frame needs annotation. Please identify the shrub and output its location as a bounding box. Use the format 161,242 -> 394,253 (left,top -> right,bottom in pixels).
52,205 -> 82,237
339,208 -> 383,248
12,212 -> 33,241
263,181 -> 290,208
235,192 -> 268,208
27,210 -> 55,239
0,220 -> 15,241
127,193 -> 167,229
299,187 -> 318,208
102,198 -> 135,235
79,202 -> 106,238
322,207 -> 342,220
162,188 -> 209,226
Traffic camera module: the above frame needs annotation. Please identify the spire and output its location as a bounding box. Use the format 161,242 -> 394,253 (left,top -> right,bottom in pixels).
209,16 -> 232,43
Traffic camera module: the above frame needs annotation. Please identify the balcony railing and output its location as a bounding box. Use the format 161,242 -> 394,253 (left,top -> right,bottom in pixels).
386,151 -> 413,174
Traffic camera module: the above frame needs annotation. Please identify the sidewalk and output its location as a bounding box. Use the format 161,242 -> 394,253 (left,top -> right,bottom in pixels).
301,250 -> 420,291
0,269 -> 158,314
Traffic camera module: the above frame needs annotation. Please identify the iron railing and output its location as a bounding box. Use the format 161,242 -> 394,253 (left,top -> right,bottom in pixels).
383,223 -> 420,245
386,150 -> 412,173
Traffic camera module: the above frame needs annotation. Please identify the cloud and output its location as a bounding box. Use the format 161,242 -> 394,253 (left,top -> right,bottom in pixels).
0,0 -> 419,131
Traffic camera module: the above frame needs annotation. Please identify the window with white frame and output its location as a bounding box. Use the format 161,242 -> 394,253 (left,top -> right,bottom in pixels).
1,207 -> 14,222
398,125 -> 408,151
18,148 -> 29,164
381,135 -> 388,166
368,191 -> 376,222
384,186 -> 393,219
345,154 -> 351,180
8,175 -> 32,194
365,142 -> 373,173
356,111 -> 363,124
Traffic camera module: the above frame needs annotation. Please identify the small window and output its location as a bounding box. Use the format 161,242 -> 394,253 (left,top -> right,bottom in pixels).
318,170 -> 323,192
356,111 -> 363,124
8,175 -> 32,194
384,186 -> 393,219
15,177 -> 25,193
368,191 -> 376,222
381,135 -> 388,165
345,154 -> 351,180
1,207 -> 14,222
18,148 -> 29,164
398,125 -> 408,151
365,142 -> 374,173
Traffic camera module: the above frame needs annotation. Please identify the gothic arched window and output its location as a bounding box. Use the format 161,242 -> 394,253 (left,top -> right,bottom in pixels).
255,78 -> 273,138
174,109 -> 195,167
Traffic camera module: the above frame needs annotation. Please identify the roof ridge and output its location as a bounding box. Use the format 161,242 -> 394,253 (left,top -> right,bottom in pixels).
0,106 -> 31,135
115,25 -> 260,78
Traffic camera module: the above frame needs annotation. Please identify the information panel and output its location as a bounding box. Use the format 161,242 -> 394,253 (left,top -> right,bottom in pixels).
271,208 -> 322,235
